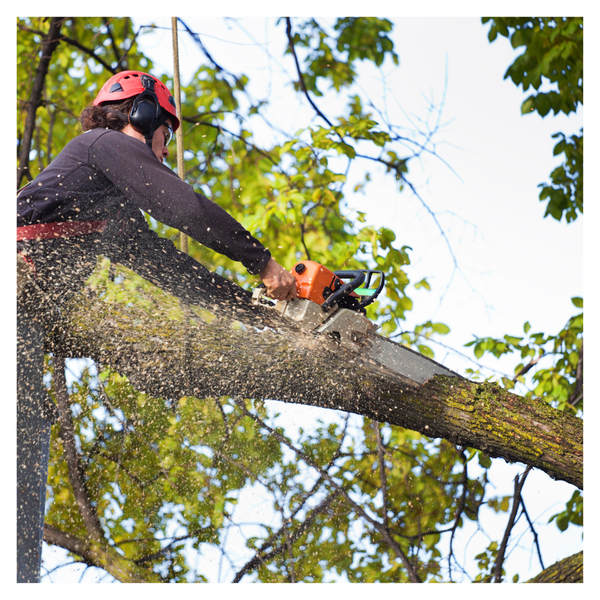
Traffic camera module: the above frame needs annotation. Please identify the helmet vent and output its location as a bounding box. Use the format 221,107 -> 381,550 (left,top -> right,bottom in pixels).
109,83 -> 124,93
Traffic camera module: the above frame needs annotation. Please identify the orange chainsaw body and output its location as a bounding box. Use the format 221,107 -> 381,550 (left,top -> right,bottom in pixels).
291,261 -> 358,306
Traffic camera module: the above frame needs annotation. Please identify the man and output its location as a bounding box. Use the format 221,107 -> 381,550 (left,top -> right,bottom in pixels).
16,70 -> 296,581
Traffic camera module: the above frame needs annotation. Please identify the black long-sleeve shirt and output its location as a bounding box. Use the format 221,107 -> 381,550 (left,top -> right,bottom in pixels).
17,128 -> 271,275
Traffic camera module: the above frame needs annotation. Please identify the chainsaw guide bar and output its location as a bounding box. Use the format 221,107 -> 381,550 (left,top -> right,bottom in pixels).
252,261 -> 457,387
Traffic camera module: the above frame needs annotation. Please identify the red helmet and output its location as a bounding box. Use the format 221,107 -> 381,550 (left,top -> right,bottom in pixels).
94,70 -> 180,131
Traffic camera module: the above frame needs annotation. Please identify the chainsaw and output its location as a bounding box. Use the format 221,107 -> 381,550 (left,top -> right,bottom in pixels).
252,260 -> 457,386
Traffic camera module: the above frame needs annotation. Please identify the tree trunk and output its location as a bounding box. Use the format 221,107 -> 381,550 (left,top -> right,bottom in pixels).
17,17 -> 65,188
49,282 -> 583,490
526,551 -> 583,583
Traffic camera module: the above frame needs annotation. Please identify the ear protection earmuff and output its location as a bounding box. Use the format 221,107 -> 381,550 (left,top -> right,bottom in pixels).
129,75 -> 168,148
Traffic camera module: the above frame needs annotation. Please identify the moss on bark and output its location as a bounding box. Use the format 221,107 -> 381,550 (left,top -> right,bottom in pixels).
527,551 -> 583,583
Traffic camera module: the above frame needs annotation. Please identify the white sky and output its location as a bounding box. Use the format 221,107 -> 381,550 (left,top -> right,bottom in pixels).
6,1 -> 597,590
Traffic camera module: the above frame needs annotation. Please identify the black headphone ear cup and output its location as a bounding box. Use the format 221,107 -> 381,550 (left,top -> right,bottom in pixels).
129,97 -> 159,134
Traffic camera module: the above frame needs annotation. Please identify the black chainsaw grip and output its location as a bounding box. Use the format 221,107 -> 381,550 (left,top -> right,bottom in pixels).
321,270 -> 365,312
332,269 -> 385,310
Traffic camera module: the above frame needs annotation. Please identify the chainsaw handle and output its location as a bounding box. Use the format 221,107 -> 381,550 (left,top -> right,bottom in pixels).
321,270 -> 365,312
358,270 -> 385,308
332,269 -> 385,309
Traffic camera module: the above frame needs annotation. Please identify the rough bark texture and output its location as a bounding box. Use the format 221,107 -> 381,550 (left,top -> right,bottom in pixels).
526,551 -> 583,583
48,284 -> 583,490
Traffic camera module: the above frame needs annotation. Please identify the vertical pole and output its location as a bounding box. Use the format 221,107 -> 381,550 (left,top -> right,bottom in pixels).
17,298 -> 52,582
171,17 -> 188,255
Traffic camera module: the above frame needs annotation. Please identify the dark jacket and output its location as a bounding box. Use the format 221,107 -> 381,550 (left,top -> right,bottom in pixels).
17,128 -> 271,275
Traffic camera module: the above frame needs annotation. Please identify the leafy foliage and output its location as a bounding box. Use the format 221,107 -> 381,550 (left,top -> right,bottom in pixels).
477,18 -> 584,547
283,18 -> 398,96
464,297 -> 583,413
538,129 -> 582,222
482,17 -> 583,222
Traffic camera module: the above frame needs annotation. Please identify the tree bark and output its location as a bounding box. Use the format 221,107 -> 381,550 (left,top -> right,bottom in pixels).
17,17 -> 66,188
526,551 -> 583,583
49,283 -> 583,490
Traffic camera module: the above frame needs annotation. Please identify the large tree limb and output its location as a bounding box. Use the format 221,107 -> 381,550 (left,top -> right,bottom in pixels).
49,282 -> 583,490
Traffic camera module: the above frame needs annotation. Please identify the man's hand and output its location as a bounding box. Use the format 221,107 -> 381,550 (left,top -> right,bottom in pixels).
259,258 -> 298,301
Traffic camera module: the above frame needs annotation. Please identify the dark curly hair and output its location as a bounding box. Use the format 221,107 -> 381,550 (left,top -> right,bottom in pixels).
80,97 -> 136,132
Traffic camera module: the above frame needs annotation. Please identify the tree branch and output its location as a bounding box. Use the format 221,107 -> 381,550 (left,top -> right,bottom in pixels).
53,352 -> 105,542
17,17 -> 66,188
233,488 -> 341,582
234,400 -> 422,582
526,551 -> 582,583
285,18 -> 334,128
567,339 -> 583,408
373,422 -> 390,529
101,17 -> 121,68
493,466 -> 532,582
60,30 -> 118,75
43,524 -> 162,583
519,497 -> 545,571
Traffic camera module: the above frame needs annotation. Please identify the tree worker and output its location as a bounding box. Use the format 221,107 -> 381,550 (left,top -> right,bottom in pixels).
16,70 -> 297,582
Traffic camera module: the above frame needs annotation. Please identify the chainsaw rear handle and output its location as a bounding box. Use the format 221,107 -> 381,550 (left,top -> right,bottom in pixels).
321,269 -> 385,312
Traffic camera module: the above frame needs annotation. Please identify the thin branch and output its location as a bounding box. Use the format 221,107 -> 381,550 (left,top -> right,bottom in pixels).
60,32 -> 118,74
184,117 -> 279,167
101,17 -> 121,68
179,18 -> 226,74
115,20 -> 144,68
233,487 -> 341,582
493,466 -> 532,583
447,450 -> 469,582
519,497 -> 545,571
373,422 -> 390,529
234,400 -> 422,583
566,339 -> 583,408
284,18 -> 334,128
53,352 -> 105,542
513,356 -> 543,382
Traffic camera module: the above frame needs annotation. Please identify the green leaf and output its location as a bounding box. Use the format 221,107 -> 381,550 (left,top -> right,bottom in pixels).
571,297 -> 583,308
521,97 -> 535,114
414,278 -> 431,291
417,344 -> 434,359
478,452 -> 492,469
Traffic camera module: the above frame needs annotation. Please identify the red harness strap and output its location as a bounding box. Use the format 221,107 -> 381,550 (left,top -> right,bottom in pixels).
17,220 -> 108,241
